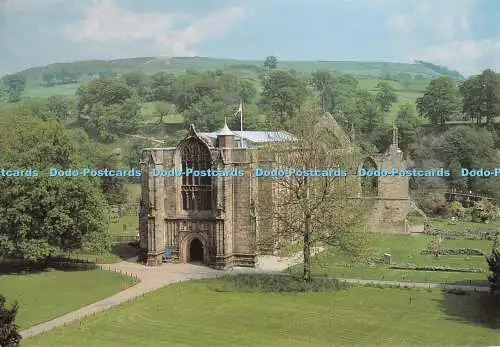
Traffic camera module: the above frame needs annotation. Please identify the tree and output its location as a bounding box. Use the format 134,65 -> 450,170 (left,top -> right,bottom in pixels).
1,73 -> 26,103
460,69 -> 500,124
76,78 -> 140,140
355,90 -> 388,150
310,70 -> 335,111
150,72 -> 176,102
416,77 -> 461,127
121,70 -> 150,100
261,70 -> 309,122
263,56 -> 278,70
154,101 -> 175,128
182,96 -> 230,131
486,247 -> 500,296
0,112 -> 109,261
0,295 -> 21,347
395,102 -> 422,154
236,79 -> 257,104
375,81 -> 397,112
47,95 -> 70,123
259,105 -> 368,282
434,126 -> 496,192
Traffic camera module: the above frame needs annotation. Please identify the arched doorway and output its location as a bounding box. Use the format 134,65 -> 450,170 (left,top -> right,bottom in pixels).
189,238 -> 204,263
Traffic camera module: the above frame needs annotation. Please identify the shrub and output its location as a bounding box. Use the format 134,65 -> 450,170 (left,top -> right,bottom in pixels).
420,193 -> 449,216
450,201 -> 466,218
0,295 -> 21,347
211,274 -> 350,293
486,248 -> 500,296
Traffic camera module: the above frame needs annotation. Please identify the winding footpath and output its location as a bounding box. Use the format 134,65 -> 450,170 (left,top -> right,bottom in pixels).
20,251 -> 489,339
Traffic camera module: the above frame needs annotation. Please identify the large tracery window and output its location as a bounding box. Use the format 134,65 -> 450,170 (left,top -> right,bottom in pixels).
181,138 -> 213,211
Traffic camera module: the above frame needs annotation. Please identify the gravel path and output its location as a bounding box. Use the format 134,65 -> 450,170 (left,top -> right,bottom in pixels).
19,249 -> 489,339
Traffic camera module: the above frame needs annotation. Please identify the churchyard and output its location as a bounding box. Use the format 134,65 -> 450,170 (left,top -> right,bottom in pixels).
7,215 -> 499,346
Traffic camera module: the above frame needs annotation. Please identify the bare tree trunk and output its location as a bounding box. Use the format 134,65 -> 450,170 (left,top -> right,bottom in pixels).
303,213 -> 312,282
303,176 -> 312,282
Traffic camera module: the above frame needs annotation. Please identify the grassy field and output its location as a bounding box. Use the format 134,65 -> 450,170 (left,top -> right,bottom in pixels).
287,233 -> 492,285
0,269 -> 135,329
23,279 -> 500,347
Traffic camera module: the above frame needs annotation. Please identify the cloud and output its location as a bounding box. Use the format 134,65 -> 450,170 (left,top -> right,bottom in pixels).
385,14 -> 412,34
0,0 -> 73,14
409,40 -> 500,76
372,0 -> 496,75
63,0 -> 251,56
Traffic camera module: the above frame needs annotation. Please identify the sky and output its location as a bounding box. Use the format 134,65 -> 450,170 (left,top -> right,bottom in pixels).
0,0 -> 499,76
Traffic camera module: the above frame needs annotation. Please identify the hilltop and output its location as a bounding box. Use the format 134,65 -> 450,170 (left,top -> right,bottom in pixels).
14,56 -> 463,82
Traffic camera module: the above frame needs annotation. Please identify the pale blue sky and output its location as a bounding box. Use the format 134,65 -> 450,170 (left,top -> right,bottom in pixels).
0,0 -> 499,76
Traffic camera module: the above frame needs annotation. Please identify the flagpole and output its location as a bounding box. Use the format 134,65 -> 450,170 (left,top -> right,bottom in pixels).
239,100 -> 244,148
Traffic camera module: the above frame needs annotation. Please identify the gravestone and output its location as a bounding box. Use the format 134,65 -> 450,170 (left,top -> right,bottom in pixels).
383,253 -> 392,265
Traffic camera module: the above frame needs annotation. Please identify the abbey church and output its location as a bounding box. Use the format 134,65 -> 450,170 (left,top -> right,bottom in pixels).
138,113 -> 410,268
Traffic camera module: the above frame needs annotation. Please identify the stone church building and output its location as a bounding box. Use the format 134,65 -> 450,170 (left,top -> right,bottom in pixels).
138,113 -> 410,267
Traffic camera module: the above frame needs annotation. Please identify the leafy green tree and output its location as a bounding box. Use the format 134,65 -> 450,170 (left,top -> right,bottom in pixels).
150,72 -> 176,102
47,95 -> 70,122
416,77 -> 461,128
183,96 -> 230,131
434,126 -> 496,192
121,70 -> 150,100
375,81 -> 397,112
310,70 -> 335,111
263,56 -> 278,70
486,248 -> 500,296
76,78 -> 140,140
354,90 -> 388,150
395,102 -> 422,154
261,70 -> 309,122
459,69 -> 500,124
0,295 -> 21,347
237,79 -> 257,104
0,113 -> 109,261
1,73 -> 26,103
153,101 -> 175,128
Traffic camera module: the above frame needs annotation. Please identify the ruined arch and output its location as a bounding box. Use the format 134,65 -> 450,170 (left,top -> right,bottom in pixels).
359,156 -> 379,196
177,137 -> 213,211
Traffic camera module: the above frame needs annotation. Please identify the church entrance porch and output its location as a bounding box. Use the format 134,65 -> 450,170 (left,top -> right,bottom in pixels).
189,238 -> 204,263
179,232 -> 209,265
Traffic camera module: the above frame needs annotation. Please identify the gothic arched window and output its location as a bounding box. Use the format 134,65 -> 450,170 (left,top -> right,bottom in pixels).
181,138 -> 212,211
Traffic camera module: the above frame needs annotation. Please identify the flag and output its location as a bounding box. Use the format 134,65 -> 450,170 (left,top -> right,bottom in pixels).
238,101 -> 243,113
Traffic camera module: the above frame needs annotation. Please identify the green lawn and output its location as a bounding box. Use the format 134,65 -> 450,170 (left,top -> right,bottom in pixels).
23,280 -> 500,346
287,233 -> 491,284
125,183 -> 141,201
62,243 -> 138,264
22,82 -> 80,98
0,269 -> 136,329
108,215 -> 138,236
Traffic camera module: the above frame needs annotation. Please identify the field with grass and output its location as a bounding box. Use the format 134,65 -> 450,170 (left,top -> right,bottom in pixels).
0,269 -> 135,329
287,231 -> 492,285
23,279 -> 500,347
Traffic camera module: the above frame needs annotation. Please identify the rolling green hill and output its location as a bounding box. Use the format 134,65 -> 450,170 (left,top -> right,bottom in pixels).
14,56 -> 449,82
